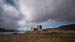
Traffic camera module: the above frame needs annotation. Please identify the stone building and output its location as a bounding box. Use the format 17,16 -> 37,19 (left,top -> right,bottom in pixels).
37,25 -> 42,31
31,25 -> 42,32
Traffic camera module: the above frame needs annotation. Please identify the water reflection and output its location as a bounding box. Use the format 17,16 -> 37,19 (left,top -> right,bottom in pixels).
0,32 -> 25,35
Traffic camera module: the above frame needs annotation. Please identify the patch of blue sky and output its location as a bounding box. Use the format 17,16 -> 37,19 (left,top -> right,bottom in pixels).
4,0 -> 24,19
24,21 -> 75,29
4,0 -> 19,10
19,14 -> 25,19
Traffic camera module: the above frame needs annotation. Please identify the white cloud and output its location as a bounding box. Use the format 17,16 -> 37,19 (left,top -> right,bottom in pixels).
0,0 -> 24,29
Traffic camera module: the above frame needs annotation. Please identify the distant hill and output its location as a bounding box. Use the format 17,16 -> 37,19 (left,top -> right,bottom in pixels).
57,24 -> 75,31
44,24 -> 75,31
0,28 -> 15,32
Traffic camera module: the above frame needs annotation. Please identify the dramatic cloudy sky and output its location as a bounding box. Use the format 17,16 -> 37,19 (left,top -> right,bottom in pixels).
0,0 -> 75,31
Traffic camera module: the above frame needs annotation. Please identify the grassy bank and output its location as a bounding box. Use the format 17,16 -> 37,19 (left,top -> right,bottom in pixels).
0,33 -> 75,42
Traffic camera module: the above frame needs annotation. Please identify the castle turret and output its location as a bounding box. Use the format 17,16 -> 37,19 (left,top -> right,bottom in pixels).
37,25 -> 42,31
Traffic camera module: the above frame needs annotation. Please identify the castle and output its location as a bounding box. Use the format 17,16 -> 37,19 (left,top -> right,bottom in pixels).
31,25 -> 42,32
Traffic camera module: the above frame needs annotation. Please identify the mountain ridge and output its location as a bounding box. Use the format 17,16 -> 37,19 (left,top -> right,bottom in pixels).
44,24 -> 75,31
0,28 -> 16,32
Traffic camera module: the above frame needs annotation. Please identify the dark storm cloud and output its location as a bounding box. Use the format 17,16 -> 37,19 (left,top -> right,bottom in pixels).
32,0 -> 75,23
16,0 -> 75,24
0,0 -> 75,30
49,0 -> 75,22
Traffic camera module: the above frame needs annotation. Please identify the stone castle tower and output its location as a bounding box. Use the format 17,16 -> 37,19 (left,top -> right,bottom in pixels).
31,25 -> 42,32
37,25 -> 42,31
